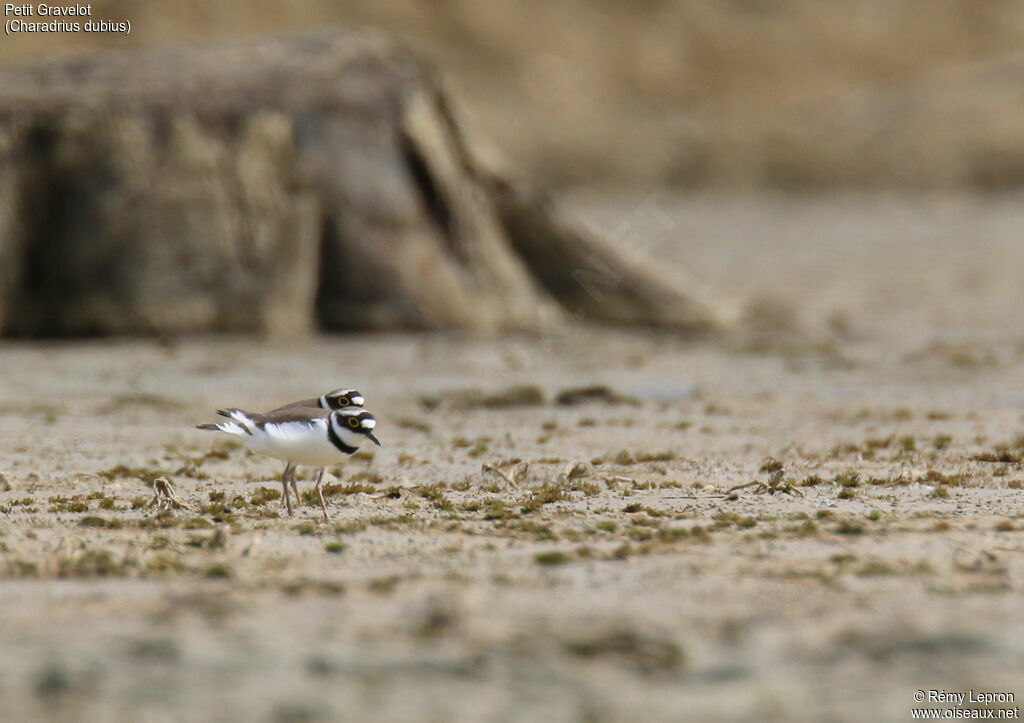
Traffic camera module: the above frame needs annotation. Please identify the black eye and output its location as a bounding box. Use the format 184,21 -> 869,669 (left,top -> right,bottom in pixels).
337,397 -> 349,406
348,417 -> 359,428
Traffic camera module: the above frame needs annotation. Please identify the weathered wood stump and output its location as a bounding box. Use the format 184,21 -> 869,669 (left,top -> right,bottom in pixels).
0,30 -> 724,337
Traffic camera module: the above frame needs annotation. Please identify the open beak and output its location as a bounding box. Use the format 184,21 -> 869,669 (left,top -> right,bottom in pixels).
367,431 -> 381,446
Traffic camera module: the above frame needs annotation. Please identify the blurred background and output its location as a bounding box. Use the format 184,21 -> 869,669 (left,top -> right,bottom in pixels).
6,0 -> 1024,192
5,6 -> 1024,722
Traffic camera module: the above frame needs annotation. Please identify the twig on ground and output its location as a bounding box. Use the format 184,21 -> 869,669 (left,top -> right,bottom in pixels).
482,462 -> 528,488
725,469 -> 803,497
148,477 -> 194,511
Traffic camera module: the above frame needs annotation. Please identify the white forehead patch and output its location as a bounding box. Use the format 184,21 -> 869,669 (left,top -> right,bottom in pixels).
361,418 -> 376,429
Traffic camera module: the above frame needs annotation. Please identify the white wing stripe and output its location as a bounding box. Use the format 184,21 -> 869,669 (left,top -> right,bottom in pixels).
263,420 -> 326,441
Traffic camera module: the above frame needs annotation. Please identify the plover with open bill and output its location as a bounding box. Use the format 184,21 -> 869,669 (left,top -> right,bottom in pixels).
197,406 -> 380,522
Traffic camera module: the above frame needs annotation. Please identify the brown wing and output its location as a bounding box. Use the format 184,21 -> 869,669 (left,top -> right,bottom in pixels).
248,407 -> 331,428
269,397 -> 321,413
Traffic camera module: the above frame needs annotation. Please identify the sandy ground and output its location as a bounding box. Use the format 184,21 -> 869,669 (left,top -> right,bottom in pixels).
3,194 -> 1024,722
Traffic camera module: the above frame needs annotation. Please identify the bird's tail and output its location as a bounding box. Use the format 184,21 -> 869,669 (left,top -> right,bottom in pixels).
195,408 -> 256,436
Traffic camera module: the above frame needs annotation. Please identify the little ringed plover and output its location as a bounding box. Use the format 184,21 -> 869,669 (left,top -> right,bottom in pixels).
197,406 -> 380,522
269,389 -> 365,510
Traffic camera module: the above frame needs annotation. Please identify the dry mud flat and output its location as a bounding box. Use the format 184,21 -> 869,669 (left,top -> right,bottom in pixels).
2,195 -> 1024,722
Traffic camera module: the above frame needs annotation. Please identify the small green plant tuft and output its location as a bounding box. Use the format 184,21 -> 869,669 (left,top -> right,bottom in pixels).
535,551 -> 572,566
203,563 -> 233,579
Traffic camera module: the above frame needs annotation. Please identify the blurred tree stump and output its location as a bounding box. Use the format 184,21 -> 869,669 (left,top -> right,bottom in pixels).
0,30 -> 724,337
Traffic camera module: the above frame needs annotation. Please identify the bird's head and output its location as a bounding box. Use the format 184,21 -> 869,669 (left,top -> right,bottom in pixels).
330,407 -> 380,448
321,388 -> 365,410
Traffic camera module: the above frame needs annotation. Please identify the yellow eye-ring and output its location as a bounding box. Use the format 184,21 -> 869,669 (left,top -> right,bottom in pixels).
348,417 -> 360,428
337,397 -> 349,406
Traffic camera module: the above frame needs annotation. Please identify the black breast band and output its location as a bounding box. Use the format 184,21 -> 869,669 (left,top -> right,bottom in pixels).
327,422 -> 359,455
